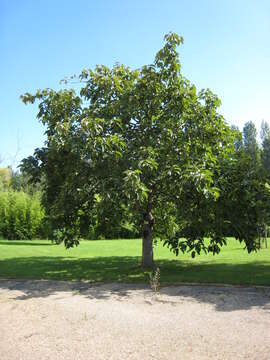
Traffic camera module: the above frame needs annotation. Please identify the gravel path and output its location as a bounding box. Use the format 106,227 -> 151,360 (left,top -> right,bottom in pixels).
0,280 -> 270,360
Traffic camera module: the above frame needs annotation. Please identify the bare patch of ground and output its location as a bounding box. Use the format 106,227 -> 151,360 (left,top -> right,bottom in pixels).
0,280 -> 270,359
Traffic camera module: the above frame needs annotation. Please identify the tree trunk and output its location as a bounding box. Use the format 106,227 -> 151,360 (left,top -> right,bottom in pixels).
142,210 -> 154,268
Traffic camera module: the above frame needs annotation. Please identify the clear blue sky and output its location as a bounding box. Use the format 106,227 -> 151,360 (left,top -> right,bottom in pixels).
1,0 -> 270,168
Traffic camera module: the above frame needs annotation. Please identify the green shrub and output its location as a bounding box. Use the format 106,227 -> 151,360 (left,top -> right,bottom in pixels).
29,192 -> 45,238
0,168 -> 12,191
0,190 -> 45,239
0,191 -> 9,237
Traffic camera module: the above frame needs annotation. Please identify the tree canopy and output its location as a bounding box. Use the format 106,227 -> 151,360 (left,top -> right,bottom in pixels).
21,33 -> 268,267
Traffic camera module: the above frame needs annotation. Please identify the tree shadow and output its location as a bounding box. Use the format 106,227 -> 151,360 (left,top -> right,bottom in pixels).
0,255 -> 270,311
0,278 -> 148,302
0,255 -> 146,283
0,241 -> 54,246
159,283 -> 270,312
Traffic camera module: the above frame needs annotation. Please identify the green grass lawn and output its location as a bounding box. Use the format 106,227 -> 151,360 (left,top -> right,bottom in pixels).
0,238 -> 270,286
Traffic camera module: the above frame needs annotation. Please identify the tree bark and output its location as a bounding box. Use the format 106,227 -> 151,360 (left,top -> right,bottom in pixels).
142,210 -> 154,268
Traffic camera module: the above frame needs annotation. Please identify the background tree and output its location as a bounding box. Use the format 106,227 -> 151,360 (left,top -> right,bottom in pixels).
261,120 -> 270,176
21,33 -> 249,267
260,120 -> 270,143
218,136 -> 270,250
243,121 -> 260,165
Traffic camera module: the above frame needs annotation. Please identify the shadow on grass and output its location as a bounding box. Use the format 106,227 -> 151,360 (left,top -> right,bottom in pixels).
0,255 -> 270,311
0,256 -> 143,282
0,241 -> 54,246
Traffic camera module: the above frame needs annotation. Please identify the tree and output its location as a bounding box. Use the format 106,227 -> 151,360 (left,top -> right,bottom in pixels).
243,121 -> 260,165
260,120 -> 270,143
261,120 -> 270,176
21,33 -> 237,267
217,137 -> 270,250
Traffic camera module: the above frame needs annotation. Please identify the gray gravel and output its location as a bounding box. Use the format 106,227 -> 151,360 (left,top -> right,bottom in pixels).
0,280 -> 270,359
